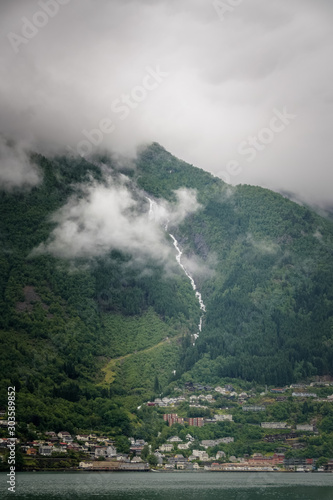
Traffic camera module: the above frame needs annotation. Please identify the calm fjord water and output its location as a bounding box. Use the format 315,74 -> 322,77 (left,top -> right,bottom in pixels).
1,472 -> 333,500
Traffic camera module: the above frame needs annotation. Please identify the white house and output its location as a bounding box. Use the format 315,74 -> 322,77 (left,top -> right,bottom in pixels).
159,443 -> 173,452
214,414 -> 233,421
296,424 -> 314,432
261,422 -> 288,429
167,436 -> 182,443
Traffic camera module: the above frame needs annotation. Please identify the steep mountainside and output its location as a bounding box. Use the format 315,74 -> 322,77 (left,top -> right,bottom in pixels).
136,144 -> 333,386
0,142 -> 332,434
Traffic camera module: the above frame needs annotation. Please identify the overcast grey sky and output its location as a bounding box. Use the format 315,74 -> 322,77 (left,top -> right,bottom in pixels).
0,0 -> 332,207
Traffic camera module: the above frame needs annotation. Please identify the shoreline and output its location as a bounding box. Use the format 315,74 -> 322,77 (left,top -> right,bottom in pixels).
7,469 -> 331,474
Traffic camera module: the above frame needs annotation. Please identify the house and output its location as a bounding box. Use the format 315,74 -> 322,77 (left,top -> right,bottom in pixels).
95,446 -> 108,459
214,414 -> 233,421
129,438 -> 147,455
0,438 -> 9,448
216,451 -> 226,459
191,450 -> 209,461
177,396 -> 186,403
164,463 -> 174,470
106,445 -> 117,457
51,446 -> 63,454
211,462 -> 223,470
57,432 -> 73,442
178,442 -> 191,450
96,437 -> 109,443
130,444 -> 145,455
45,431 -> 57,439
325,460 -> 333,472
26,448 -> 37,456
220,437 -> 234,444
159,443 -> 173,452
238,392 -> 249,399
186,434 -> 194,442
292,442 -> 306,450
76,434 -> 90,441
292,392 -> 317,398
248,453 -> 285,466
296,424 -> 314,432
116,454 -> 130,462
215,386 -> 227,394
284,457 -> 313,470
261,422 -> 288,429
200,438 -> 234,448
39,445 -> 53,456
131,456 -> 143,463
242,406 -> 266,412
201,440 -> 218,448
204,418 -> 217,424
79,462 -> 93,469
32,440 -> 43,446
168,454 -> 187,468
167,436 -> 182,443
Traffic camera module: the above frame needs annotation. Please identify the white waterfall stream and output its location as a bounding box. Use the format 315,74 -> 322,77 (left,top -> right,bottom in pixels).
146,196 -> 206,344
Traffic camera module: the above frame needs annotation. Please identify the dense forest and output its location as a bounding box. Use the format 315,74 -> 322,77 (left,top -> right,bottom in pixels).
0,142 -> 333,435
137,144 -> 333,386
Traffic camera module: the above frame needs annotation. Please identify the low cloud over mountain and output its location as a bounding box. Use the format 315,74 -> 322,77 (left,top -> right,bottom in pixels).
33,177 -> 200,261
0,0 -> 332,206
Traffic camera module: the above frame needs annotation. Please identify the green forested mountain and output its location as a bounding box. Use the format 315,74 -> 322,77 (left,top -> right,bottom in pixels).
0,142 -> 333,436
137,144 -> 333,386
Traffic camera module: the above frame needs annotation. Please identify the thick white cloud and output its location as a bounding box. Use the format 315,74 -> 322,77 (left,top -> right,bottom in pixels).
33,178 -> 200,261
0,0 -> 332,206
0,136 -> 41,190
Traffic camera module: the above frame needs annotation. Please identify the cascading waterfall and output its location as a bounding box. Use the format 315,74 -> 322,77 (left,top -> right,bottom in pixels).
146,196 -> 206,345
147,197 -> 156,221
169,235 -> 206,344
